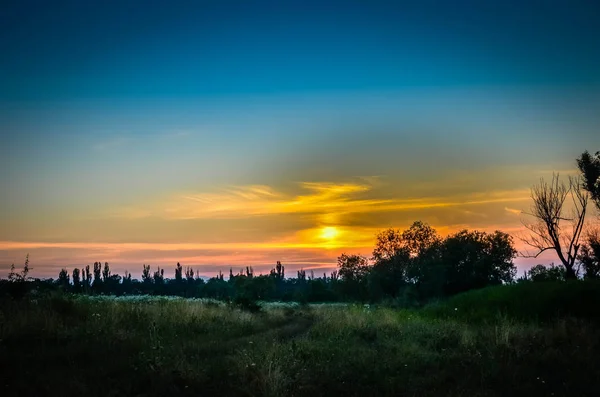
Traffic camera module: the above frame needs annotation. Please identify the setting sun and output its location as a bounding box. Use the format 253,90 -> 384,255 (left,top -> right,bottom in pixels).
320,226 -> 339,240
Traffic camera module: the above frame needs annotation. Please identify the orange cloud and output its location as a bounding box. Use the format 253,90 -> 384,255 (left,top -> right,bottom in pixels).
3,178 -> 543,278
114,181 -> 531,223
505,207 -> 523,216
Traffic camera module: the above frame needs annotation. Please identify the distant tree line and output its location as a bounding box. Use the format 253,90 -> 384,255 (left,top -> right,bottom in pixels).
1,223 -> 519,305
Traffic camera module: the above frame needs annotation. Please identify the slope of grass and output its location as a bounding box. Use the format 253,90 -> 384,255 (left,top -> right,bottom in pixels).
423,280 -> 600,324
2,282 -> 600,396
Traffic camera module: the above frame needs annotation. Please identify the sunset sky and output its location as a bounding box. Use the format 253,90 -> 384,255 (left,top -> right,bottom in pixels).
1,1 -> 599,278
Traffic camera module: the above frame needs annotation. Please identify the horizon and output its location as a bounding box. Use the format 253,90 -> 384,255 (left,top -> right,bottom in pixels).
2,1 -> 599,278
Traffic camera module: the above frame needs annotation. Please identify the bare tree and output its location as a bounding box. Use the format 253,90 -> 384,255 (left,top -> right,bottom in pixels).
521,173 -> 588,279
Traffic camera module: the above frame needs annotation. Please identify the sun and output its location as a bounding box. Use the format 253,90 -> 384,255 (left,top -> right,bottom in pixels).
320,226 -> 339,240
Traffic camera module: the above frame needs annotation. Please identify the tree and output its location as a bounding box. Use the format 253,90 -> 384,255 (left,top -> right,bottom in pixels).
153,267 -> 164,284
401,221 -> 441,257
185,267 -> 194,281
297,269 -> 306,281
8,254 -> 30,283
577,150 -> 600,211
123,271 -> 133,288
84,265 -> 92,291
142,265 -> 152,284
175,262 -> 183,283
93,262 -> 103,287
441,230 -> 517,294
337,254 -> 370,281
102,262 -> 111,282
371,227 -> 417,298
579,228 -> 600,279
372,229 -> 405,262
72,268 -> 81,291
58,268 -> 70,289
401,221 -> 443,289
270,261 -> 285,280
526,264 -> 566,282
522,174 -> 588,279
337,254 -> 370,300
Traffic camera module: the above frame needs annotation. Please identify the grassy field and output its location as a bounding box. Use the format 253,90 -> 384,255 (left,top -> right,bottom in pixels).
2,283 -> 600,396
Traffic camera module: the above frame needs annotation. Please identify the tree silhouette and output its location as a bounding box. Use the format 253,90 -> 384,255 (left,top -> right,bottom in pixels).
579,228 -> 600,279
123,270 -> 132,289
185,267 -> 194,282
337,254 -> 370,281
441,230 -> 516,294
270,261 -> 285,280
153,267 -> 164,284
526,263 -> 566,282
102,262 -> 111,282
337,254 -> 370,300
522,174 -> 588,279
8,254 -> 30,283
577,150 -> 600,210
93,262 -> 103,288
371,229 -> 411,298
175,262 -> 183,283
58,268 -> 70,289
372,229 -> 405,263
72,268 -> 81,291
142,265 -> 152,284
84,265 -> 92,291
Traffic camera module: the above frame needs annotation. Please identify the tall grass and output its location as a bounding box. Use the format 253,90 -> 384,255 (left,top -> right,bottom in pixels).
2,282 -> 600,396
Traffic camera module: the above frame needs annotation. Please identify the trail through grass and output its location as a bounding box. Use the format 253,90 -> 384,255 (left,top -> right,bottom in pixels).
2,284 -> 600,396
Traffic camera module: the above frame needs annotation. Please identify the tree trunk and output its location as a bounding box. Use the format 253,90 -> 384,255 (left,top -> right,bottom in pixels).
565,265 -> 577,280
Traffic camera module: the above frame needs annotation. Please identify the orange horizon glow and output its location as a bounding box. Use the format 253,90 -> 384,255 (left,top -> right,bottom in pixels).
0,164 -> 589,278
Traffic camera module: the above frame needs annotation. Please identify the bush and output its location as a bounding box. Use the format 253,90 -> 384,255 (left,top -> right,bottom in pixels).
233,295 -> 262,313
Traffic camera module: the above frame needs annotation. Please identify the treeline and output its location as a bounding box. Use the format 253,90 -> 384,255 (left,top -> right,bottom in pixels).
3,219 -> 599,305
0,222 -> 553,304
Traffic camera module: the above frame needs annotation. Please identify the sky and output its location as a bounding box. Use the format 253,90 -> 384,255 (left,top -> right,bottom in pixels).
1,0 -> 599,278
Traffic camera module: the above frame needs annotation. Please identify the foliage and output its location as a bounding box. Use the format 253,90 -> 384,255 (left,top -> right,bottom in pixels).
424,280 -> 600,324
579,229 -> 600,279
440,230 -> 517,295
8,254 -> 31,283
577,150 -> 600,210
525,263 -> 567,282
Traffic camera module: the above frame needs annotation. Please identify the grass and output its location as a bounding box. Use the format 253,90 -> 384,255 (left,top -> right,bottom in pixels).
2,283 -> 600,396
423,280 -> 600,323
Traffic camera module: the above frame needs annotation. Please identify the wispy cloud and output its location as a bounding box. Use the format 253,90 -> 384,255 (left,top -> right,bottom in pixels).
3,179 -> 538,278
128,181 -> 531,221
504,207 -> 523,216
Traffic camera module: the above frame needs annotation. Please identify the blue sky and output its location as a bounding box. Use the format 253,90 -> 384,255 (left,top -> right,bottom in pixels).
1,0 -> 599,277
2,0 -> 599,100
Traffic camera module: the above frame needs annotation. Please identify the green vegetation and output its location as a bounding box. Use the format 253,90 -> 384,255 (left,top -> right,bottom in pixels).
2,281 -> 600,396
424,280 -> 600,324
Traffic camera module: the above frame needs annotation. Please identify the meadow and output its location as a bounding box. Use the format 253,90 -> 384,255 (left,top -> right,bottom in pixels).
2,282 -> 600,397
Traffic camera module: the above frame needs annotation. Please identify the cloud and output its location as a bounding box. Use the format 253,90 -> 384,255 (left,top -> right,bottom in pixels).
3,179 -> 539,278
505,207 -> 523,216
117,181 -> 531,223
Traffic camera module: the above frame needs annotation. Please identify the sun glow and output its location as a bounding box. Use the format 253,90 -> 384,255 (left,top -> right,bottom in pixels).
320,226 -> 339,240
